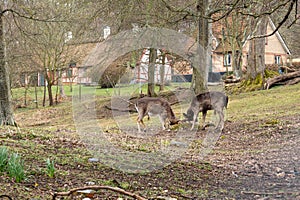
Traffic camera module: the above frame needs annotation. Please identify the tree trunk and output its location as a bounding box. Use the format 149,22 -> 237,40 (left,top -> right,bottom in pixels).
34,84 -> 38,109
159,50 -> 165,92
45,73 -> 54,106
0,10 -> 16,126
148,48 -> 157,97
55,83 -> 59,105
193,0 -> 209,95
246,16 -> 268,82
58,70 -> 65,99
59,84 -> 65,98
47,81 -> 54,106
234,50 -> 243,78
43,77 -> 46,107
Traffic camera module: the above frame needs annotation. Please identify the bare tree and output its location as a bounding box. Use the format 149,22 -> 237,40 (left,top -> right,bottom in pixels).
12,0 -> 99,106
148,48 -> 157,97
159,50 -> 166,92
208,0 -> 298,89
0,5 -> 15,126
247,16 -> 268,81
193,0 -> 209,94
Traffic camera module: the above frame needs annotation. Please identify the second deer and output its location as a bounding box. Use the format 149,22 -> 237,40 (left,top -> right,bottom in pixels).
135,97 -> 179,132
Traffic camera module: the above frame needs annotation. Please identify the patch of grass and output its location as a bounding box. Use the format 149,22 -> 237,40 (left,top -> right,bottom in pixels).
0,147 -> 26,182
264,118 -> 280,125
7,153 -> 25,183
197,162 -> 213,171
177,188 -> 188,195
5,82 -> 299,199
46,158 -> 55,178
196,188 -> 209,198
0,146 -> 9,172
119,181 -> 131,190
228,83 -> 300,123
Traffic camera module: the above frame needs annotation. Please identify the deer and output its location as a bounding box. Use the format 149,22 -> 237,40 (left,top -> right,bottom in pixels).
135,97 -> 180,132
183,91 -> 228,131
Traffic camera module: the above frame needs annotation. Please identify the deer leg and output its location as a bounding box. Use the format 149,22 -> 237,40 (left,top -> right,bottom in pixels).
137,117 -> 142,133
140,119 -> 146,131
190,110 -> 200,131
137,116 -> 146,133
158,115 -> 166,130
216,109 -> 224,130
202,110 -> 207,130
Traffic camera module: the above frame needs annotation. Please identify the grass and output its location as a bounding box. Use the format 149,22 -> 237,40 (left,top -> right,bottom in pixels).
1,82 -> 299,199
0,146 -> 9,172
7,153 -> 25,183
12,82 -> 191,109
46,158 -> 55,178
227,83 -> 300,123
0,146 -> 26,183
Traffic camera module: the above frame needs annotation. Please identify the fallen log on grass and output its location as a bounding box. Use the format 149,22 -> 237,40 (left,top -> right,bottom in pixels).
224,78 -> 241,84
264,70 -> 300,89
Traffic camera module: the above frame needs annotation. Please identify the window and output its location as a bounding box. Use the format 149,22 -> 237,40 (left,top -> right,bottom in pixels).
224,53 -> 232,66
67,68 -> 73,78
275,55 -> 281,65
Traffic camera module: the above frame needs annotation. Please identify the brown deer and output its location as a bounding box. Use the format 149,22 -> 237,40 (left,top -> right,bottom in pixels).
183,91 -> 228,130
135,97 -> 180,132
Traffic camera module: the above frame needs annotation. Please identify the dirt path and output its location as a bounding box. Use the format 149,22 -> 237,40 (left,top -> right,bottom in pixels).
1,87 -> 299,199
205,115 -> 300,199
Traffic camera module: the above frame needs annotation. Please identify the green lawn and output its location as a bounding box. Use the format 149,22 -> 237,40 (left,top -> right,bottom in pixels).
11,82 -> 192,109
1,82 -> 299,199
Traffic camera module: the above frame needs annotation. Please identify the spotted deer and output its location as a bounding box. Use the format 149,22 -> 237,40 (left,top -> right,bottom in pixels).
183,91 -> 228,130
135,97 -> 180,132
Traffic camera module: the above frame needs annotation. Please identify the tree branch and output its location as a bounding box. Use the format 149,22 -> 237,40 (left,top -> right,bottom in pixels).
249,0 -> 296,39
287,0 -> 299,28
237,0 -> 291,18
1,8 -> 66,23
209,0 -> 242,21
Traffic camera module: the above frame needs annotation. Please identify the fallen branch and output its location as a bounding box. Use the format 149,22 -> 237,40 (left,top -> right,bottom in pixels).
241,190 -> 300,196
105,105 -> 135,112
264,70 -> 300,89
285,77 -> 300,85
0,195 -> 13,200
224,78 -> 241,84
52,185 -> 147,200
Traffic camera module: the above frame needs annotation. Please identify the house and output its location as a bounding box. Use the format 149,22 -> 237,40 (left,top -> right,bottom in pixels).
61,42 -> 97,85
211,18 -> 291,74
61,18 -> 291,85
132,48 -> 173,84
61,63 -> 93,85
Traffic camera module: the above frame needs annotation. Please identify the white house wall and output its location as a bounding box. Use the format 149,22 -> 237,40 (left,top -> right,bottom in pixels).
135,49 -> 172,83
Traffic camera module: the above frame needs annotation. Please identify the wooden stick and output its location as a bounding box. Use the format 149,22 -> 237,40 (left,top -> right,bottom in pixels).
241,190 -> 299,195
0,195 -> 13,200
52,185 -> 147,200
